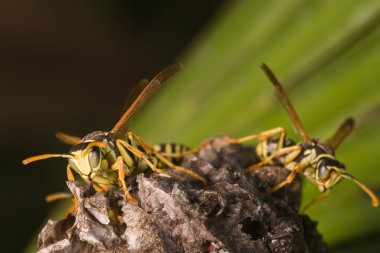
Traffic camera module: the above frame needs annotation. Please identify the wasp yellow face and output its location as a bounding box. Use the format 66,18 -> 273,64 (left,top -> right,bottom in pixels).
311,149 -> 378,207
64,131 -> 119,181
22,131 -> 121,192
315,154 -> 345,192
68,140 -> 107,178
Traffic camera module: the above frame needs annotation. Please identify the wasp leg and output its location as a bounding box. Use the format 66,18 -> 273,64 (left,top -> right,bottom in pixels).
154,140 -> 213,159
67,165 -> 79,215
153,128 -> 286,159
167,141 -> 211,158
226,127 -> 286,144
65,165 -> 79,216
268,164 -> 301,193
44,192 -> 77,216
127,132 -> 208,185
67,164 -> 75,181
244,145 -> 301,173
149,143 -> 185,159
45,192 -> 73,203
157,145 -> 204,158
301,191 -> 331,213
45,193 -> 77,217
116,156 -> 138,205
230,127 -> 289,172
44,165 -> 79,216
116,139 -> 180,180
172,128 -> 285,158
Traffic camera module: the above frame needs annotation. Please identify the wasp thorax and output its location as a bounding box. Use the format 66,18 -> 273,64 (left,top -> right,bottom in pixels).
256,137 -> 295,164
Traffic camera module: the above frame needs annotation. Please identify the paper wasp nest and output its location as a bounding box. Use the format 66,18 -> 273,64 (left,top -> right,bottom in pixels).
38,137 -> 328,253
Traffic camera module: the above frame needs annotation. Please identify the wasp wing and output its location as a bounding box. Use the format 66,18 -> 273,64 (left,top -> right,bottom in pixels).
327,118 -> 354,150
261,63 -> 310,141
117,79 -> 149,131
111,63 -> 182,139
120,79 -> 149,116
56,132 -> 82,145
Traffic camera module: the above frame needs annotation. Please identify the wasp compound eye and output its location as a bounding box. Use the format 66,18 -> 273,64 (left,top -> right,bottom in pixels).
88,147 -> 101,168
317,159 -> 330,180
317,157 -> 345,179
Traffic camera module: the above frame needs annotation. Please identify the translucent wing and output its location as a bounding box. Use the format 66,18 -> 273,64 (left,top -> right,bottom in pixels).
120,79 -> 149,117
56,132 -> 82,145
111,63 -> 182,139
327,118 -> 355,150
261,63 -> 310,141
118,79 -> 149,131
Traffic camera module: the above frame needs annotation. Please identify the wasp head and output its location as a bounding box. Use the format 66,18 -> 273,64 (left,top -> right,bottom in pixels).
314,154 -> 378,207
22,131 -> 119,182
68,141 -> 105,177
315,154 -> 346,191
67,131 -> 118,178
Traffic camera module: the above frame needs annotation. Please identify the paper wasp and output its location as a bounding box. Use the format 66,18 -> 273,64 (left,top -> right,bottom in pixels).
23,63 -> 207,205
228,63 -> 378,209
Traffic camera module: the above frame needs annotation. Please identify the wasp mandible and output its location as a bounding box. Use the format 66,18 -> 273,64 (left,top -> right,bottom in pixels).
228,63 -> 378,210
23,64 -> 207,204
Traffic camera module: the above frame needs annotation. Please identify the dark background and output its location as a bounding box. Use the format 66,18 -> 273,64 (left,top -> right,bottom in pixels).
0,1 -> 224,251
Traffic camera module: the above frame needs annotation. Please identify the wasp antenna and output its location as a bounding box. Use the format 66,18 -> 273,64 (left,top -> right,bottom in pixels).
45,192 -> 73,203
111,63 -> 182,139
260,63 -> 310,142
22,153 -> 73,165
86,141 -> 107,149
81,141 -> 107,157
327,118 -> 355,150
341,173 -> 379,207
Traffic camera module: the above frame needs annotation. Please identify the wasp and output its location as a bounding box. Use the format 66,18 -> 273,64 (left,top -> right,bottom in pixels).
23,63 -> 207,205
227,63 -> 378,210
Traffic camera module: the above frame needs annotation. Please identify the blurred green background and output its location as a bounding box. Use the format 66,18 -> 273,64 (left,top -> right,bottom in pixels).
136,1 -> 380,251
2,0 -> 379,252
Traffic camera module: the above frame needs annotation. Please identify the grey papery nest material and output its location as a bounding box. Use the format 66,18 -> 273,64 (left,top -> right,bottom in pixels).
38,137 -> 328,253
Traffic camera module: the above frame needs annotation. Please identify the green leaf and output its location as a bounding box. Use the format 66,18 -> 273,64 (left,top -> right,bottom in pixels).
133,0 -> 380,248
28,0 -> 380,251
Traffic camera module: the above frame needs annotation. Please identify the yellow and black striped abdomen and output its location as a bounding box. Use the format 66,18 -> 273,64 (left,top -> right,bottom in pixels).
153,143 -> 190,165
117,139 -> 190,177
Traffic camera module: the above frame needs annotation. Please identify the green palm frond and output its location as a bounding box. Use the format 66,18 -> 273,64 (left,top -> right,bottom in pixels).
27,1 -> 380,252
133,0 -> 380,249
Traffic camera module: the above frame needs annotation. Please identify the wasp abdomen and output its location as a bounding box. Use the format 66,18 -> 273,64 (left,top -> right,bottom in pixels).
153,143 -> 190,165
